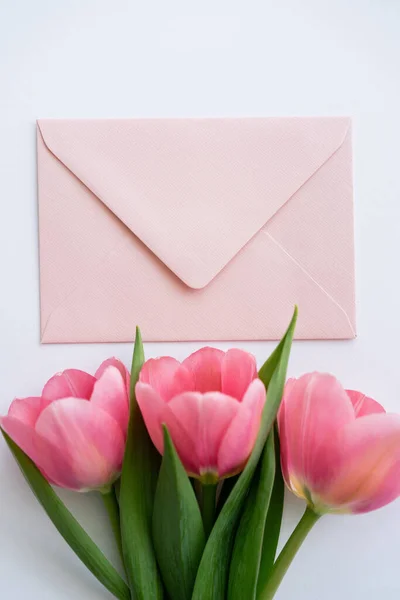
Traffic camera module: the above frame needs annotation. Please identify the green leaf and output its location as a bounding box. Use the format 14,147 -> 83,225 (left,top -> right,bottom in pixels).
153,427 -> 206,600
120,327 -> 163,600
1,431 -> 130,600
256,427 -> 285,594
228,432 -> 276,600
216,475 -> 239,518
191,306 -> 297,600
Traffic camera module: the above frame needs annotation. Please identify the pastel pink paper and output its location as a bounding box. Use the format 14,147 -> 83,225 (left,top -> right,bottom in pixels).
36,117 -> 356,343
279,373 -> 400,514
135,348 -> 265,478
1,358 -> 129,491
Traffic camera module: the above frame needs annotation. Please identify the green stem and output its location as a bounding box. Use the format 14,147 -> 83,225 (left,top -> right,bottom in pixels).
102,487 -> 124,563
258,507 -> 321,600
201,484 -> 217,538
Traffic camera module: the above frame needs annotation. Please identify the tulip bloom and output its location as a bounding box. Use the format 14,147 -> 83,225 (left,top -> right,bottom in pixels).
279,373 -> 400,514
1,359 -> 130,492
135,347 -> 266,481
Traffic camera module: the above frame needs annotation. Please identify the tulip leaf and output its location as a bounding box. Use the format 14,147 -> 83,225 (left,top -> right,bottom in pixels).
1,431 -> 130,600
216,474 -> 239,517
256,429 -> 285,594
153,426 -> 206,600
228,427 -> 285,599
191,306 -> 297,600
119,327 -> 163,600
228,431 -> 276,600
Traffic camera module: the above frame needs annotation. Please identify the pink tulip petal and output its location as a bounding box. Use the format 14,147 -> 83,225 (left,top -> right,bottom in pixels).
278,377 -> 306,491
1,397 -> 53,469
35,399 -> 125,490
95,358 -> 130,395
90,366 -> 129,435
218,379 -> 266,477
1,415 -> 41,465
278,379 -> 298,487
7,396 -> 47,427
346,390 -> 386,418
182,347 -> 224,393
135,382 -> 198,474
42,369 -> 96,402
139,357 -> 194,401
221,349 -> 257,400
277,394 -> 289,487
35,434 -> 90,489
1,415 -> 79,489
281,373 -> 355,493
95,357 -> 129,381
279,373 -> 316,491
135,382 -> 166,453
283,378 -> 297,395
324,413 -> 400,513
168,391 -> 239,475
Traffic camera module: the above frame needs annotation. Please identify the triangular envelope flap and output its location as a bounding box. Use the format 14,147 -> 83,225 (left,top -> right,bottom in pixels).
37,118 -> 350,289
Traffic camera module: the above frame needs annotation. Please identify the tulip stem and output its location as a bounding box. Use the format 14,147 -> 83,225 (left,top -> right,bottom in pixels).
258,506 -> 320,600
201,483 -> 217,538
102,487 -> 124,563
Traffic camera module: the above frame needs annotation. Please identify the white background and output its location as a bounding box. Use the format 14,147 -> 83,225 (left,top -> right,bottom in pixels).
1,0 -> 399,598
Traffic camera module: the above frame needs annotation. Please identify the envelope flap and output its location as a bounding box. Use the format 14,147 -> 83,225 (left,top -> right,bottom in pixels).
37,118 -> 350,289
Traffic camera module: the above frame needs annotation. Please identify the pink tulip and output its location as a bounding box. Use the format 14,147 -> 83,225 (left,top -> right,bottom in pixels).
1,359 -> 130,492
279,373 -> 400,514
135,347 -> 266,481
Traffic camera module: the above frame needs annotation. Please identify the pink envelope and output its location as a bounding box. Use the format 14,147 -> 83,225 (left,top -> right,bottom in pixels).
36,118 -> 356,343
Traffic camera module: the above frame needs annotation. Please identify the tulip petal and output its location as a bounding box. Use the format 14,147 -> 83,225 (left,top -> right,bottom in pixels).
135,382 -> 198,474
95,357 -> 129,381
278,378 -> 298,487
183,347 -> 224,393
42,369 -> 96,402
218,379 -> 266,477
1,398 -> 50,469
1,415 -> 78,488
221,349 -> 257,400
95,358 -> 130,395
168,391 -> 239,475
346,390 -> 386,418
35,399 -> 125,490
324,413 -> 400,513
90,366 -> 129,434
1,415 -> 41,465
135,382 -> 166,452
139,357 -> 194,401
7,396 -> 47,427
281,373 -> 355,494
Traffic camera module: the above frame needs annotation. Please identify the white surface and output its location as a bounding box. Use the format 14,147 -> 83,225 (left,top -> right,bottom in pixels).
0,0 -> 399,598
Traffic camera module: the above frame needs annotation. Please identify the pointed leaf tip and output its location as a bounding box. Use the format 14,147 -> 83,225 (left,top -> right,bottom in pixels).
120,328 -> 163,600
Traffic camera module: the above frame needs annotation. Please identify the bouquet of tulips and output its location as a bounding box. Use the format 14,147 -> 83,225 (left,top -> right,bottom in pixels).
2,308 -> 400,599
